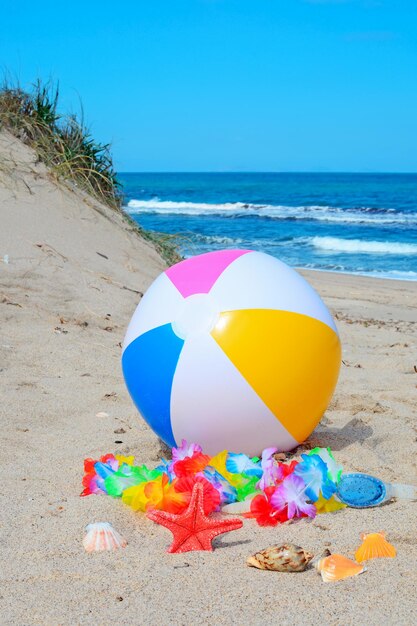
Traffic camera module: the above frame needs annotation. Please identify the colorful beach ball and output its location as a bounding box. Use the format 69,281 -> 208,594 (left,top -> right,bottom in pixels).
122,250 -> 341,455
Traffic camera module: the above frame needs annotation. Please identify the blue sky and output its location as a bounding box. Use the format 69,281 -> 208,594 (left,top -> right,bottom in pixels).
1,0 -> 417,172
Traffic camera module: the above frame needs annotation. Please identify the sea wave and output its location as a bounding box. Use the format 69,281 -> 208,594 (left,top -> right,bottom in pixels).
310,237 -> 417,255
187,233 -> 417,255
126,198 -> 417,225
193,234 -> 244,246
303,266 -> 417,281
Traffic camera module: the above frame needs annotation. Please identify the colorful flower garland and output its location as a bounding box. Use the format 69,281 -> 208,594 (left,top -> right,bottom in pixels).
81,442 -> 346,525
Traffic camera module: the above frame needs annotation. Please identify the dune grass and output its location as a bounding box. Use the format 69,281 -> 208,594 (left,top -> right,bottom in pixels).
0,78 -> 181,264
0,79 -> 121,209
123,213 -> 182,266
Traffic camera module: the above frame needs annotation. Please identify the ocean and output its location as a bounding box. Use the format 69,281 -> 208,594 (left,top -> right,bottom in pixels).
120,173 -> 417,281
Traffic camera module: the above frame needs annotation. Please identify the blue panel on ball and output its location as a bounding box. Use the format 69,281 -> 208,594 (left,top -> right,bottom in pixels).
122,324 -> 184,447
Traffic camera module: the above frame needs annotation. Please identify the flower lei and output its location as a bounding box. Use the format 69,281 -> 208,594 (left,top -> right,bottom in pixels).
81,442 -> 346,525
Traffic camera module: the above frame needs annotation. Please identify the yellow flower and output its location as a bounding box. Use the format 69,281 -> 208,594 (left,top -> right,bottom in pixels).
122,475 -> 187,514
144,474 -> 187,513
115,454 -> 135,466
122,482 -> 148,511
209,450 -> 245,488
315,493 -> 347,514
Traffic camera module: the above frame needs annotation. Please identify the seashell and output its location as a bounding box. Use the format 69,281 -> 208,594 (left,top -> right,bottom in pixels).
355,532 -> 396,563
247,543 -> 313,572
314,553 -> 366,582
83,522 -> 127,553
310,548 -> 331,568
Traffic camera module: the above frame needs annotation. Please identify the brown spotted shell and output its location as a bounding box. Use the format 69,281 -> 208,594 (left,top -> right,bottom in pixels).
246,543 -> 313,572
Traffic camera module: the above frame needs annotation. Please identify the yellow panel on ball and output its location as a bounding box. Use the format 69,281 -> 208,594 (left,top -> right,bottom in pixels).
211,309 -> 341,444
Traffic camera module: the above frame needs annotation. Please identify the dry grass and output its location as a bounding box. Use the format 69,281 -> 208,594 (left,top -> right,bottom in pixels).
0,78 -> 182,265
0,79 -> 121,209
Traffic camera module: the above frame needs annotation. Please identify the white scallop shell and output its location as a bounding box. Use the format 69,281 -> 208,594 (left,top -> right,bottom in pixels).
83,522 -> 127,552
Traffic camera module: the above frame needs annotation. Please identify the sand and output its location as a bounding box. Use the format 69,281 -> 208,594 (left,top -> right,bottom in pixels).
1,129 -> 416,625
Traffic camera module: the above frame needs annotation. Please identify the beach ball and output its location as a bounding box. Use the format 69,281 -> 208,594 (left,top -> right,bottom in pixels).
122,250 -> 341,455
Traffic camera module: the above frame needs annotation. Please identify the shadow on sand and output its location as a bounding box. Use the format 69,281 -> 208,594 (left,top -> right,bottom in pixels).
308,417 -> 374,452
214,538 -> 252,550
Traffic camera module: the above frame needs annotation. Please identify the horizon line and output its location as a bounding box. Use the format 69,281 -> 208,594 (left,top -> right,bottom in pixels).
117,170 -> 417,175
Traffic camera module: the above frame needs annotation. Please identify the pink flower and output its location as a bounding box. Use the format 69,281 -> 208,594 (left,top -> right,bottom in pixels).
257,447 -> 285,490
171,440 -> 203,463
270,474 -> 316,520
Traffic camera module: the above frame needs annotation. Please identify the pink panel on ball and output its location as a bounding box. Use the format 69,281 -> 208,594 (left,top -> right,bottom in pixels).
165,249 -> 251,297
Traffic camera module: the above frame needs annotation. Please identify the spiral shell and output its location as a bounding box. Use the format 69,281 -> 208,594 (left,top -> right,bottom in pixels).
314,553 -> 366,582
247,543 -> 313,572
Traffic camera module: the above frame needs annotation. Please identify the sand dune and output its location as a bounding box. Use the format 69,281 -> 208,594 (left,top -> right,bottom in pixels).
1,130 -> 416,625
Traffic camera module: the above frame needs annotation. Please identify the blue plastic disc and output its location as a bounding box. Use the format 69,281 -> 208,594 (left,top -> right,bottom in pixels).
336,472 -> 387,508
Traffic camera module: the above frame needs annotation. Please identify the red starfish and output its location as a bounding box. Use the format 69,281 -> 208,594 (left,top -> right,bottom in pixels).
147,482 -> 243,553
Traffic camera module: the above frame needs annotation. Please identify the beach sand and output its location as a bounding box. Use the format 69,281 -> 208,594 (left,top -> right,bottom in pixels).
1,130 -> 416,625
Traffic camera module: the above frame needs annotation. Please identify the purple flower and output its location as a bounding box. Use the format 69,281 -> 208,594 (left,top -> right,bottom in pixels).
270,474 -> 316,519
171,439 -> 203,463
257,447 -> 281,490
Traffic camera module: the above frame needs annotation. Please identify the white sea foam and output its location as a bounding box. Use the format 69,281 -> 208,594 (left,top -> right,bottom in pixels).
302,266 -> 417,281
193,234 -> 244,246
375,270 -> 417,279
126,198 -> 417,225
310,237 -> 417,255
188,233 -> 417,255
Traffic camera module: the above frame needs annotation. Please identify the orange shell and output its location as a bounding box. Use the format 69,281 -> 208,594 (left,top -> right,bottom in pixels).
355,532 -> 396,563
315,554 -> 366,582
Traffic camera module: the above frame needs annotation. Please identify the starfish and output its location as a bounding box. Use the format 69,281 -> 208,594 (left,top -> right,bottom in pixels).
147,482 -> 243,553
